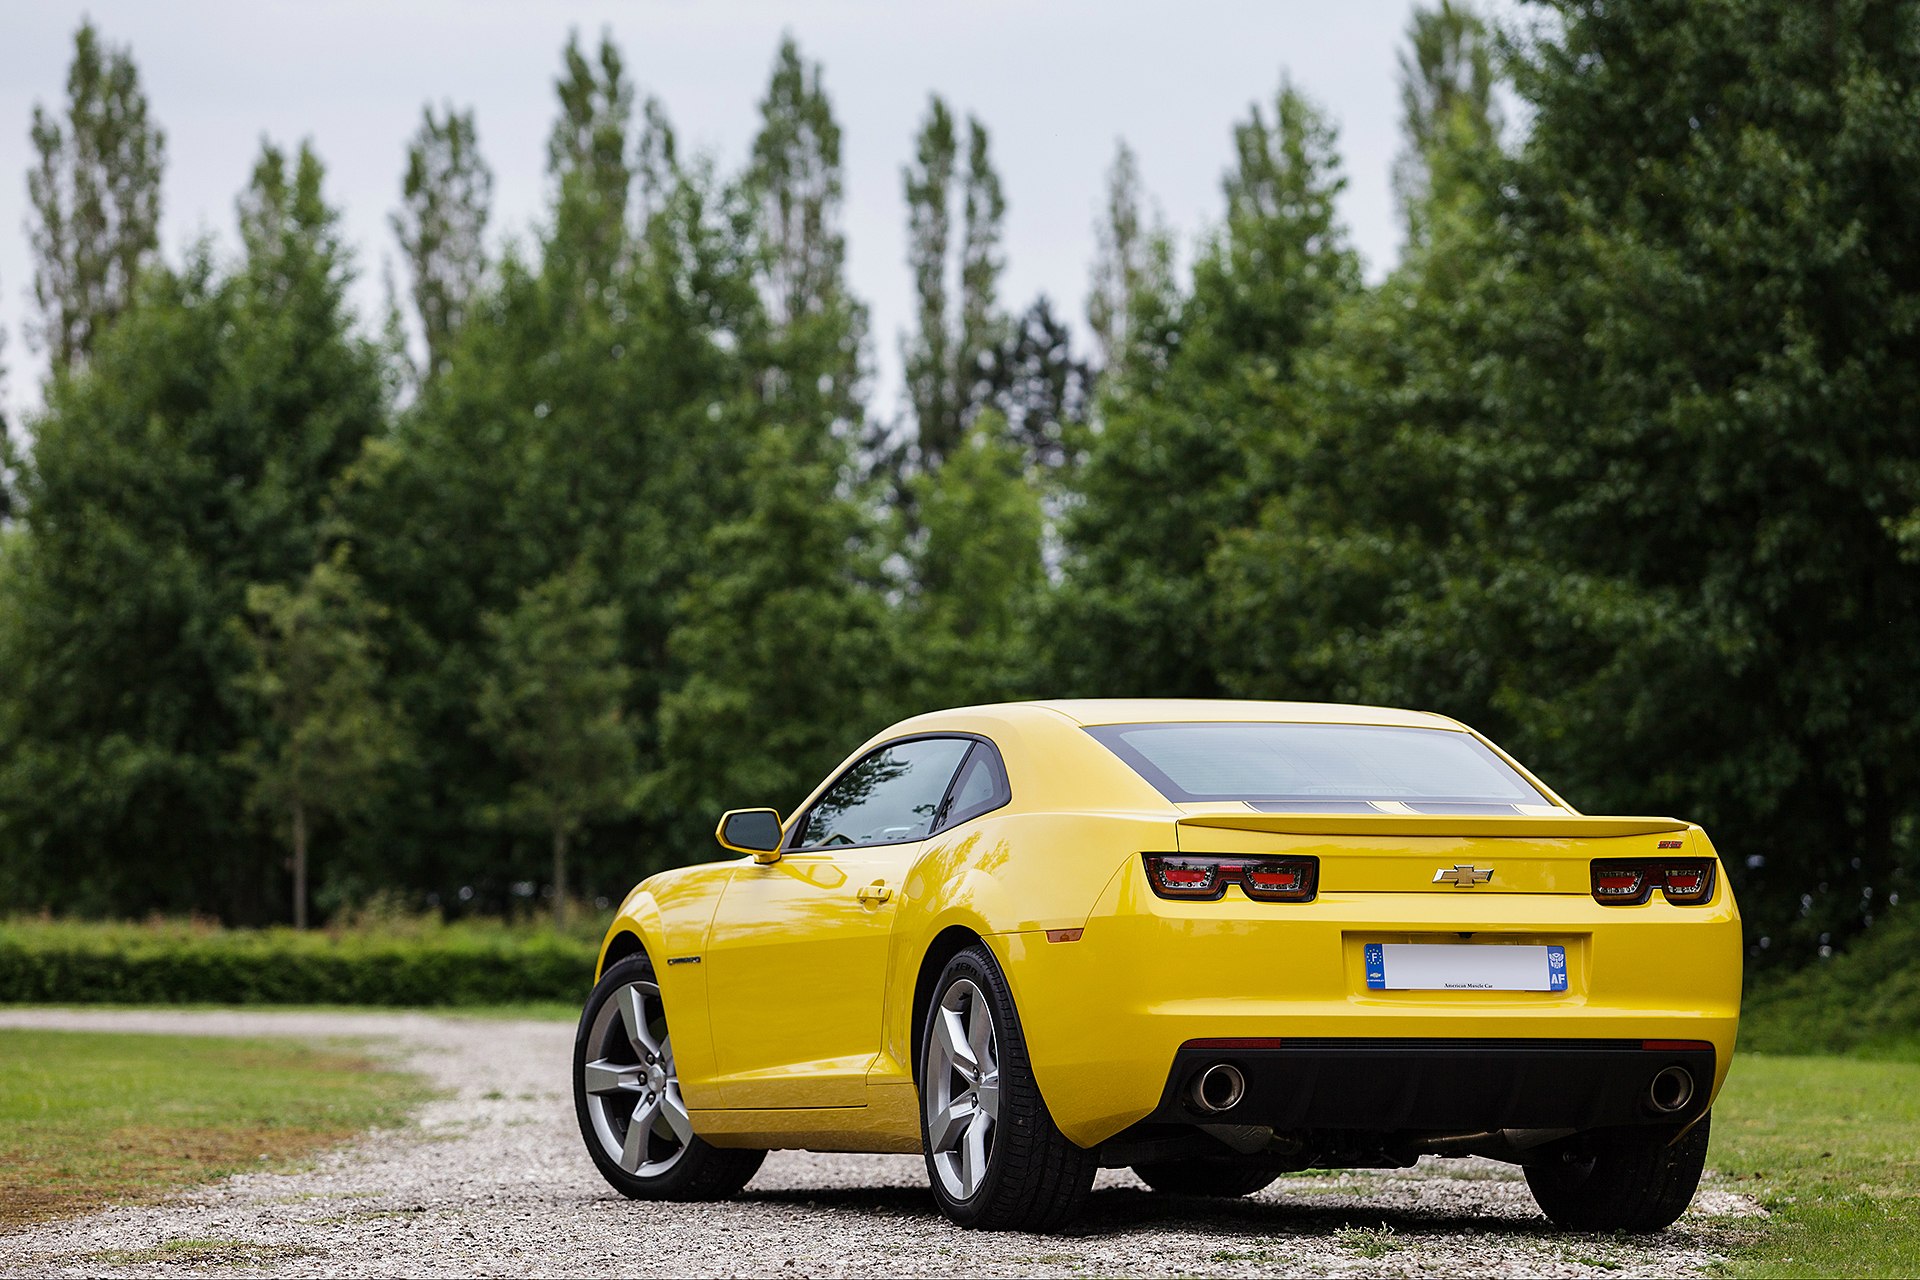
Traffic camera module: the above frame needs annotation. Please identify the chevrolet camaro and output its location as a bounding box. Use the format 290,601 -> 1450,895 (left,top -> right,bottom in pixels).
572,700 -> 1740,1232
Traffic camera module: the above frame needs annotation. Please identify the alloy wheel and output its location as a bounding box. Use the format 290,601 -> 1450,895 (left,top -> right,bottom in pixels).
925,976 -> 1001,1201
582,980 -> 693,1177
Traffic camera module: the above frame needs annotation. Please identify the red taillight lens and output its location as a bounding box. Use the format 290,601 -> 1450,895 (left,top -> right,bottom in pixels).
1590,858 -> 1716,906
1143,855 -> 1317,903
1658,864 -> 1715,904
1148,858 -> 1221,898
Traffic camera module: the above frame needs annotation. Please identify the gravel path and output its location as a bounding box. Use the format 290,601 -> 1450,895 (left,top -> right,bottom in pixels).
0,1009 -> 1762,1277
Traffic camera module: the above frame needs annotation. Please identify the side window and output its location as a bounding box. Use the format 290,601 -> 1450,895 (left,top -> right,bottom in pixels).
936,743 -> 1011,831
796,737 -> 972,850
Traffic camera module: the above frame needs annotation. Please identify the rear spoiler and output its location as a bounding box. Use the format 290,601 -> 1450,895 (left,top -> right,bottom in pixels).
1176,813 -> 1691,839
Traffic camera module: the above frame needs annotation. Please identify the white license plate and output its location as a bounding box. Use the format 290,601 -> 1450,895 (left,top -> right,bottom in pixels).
1364,943 -> 1568,992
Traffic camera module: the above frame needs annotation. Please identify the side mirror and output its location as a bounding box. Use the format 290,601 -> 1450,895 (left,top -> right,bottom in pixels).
716,808 -> 784,863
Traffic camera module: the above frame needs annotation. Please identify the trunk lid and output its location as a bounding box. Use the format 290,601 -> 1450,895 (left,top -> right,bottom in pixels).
1173,806 -> 1696,895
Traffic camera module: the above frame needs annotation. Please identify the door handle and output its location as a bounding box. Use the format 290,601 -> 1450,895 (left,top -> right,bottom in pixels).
856,881 -> 893,905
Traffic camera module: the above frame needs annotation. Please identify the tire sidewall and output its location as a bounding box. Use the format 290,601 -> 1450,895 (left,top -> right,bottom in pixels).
572,953 -> 708,1199
918,945 -> 1023,1226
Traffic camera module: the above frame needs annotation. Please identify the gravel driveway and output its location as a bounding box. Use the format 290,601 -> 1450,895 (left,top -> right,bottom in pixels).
0,1009 -> 1761,1277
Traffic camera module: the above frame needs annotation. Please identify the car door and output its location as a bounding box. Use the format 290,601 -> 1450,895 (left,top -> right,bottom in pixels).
703,736 -> 975,1110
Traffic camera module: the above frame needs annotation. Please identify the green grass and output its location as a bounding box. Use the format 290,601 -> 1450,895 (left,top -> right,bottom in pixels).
1710,1047 -> 1920,1277
0,1029 -> 426,1231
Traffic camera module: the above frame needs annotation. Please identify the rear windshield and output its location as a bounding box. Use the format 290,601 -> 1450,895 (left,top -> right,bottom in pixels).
1085,722 -> 1554,809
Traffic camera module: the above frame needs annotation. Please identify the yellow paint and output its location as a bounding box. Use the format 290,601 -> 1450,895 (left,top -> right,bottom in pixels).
594,699 -> 1743,1153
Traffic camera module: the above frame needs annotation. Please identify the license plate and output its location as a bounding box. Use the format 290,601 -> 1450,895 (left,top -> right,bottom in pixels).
1364,943 -> 1568,992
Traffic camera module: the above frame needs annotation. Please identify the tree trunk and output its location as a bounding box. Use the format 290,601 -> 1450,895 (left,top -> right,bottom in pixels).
292,798 -> 309,931
552,824 -> 569,930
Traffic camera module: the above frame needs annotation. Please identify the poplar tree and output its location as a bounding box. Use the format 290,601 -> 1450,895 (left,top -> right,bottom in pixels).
1053,80 -> 1358,698
547,31 -> 635,289
26,19 -> 165,373
1392,1 -> 1501,242
747,35 -> 866,433
393,104 -> 492,376
901,98 -> 1007,468
1086,141 -> 1176,379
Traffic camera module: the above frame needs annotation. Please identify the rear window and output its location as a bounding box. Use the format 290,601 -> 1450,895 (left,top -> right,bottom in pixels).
1085,722 -> 1554,809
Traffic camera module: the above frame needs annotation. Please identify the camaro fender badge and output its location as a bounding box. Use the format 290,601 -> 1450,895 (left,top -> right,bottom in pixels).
1432,864 -> 1494,887
665,956 -> 703,966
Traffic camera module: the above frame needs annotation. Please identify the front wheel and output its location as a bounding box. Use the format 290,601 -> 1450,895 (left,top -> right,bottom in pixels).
1524,1114 -> 1711,1232
919,944 -> 1097,1231
573,953 -> 765,1200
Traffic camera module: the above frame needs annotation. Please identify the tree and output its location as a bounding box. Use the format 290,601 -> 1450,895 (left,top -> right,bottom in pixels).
0,143 -> 384,922
982,296 -> 1092,473
746,35 -> 867,435
393,104 -> 493,376
1086,140 -> 1177,379
901,98 -> 1008,469
1392,1 -> 1502,243
230,552 -> 411,929
26,18 -> 165,373
1052,79 -> 1359,698
906,412 -> 1048,708
475,561 -> 639,926
547,30 -> 636,289
653,424 -> 900,845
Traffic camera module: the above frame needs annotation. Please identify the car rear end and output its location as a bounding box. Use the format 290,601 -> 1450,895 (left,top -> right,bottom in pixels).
1002,712 -> 1741,1164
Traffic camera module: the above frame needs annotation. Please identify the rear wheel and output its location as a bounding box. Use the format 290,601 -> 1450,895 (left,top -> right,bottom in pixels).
1524,1113 -> 1711,1232
919,944 -> 1097,1231
573,953 -> 765,1200
1132,1159 -> 1279,1198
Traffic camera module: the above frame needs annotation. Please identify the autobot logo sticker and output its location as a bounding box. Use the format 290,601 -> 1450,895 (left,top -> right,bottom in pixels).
1432,864 -> 1494,887
1547,945 -> 1568,991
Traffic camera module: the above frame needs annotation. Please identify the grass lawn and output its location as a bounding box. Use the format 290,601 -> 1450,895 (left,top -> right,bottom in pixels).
0,1029 -> 426,1232
1710,1043 -> 1920,1277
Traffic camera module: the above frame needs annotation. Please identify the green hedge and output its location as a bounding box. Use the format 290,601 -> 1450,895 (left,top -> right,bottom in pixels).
1740,904 -> 1920,1054
0,919 -> 600,1006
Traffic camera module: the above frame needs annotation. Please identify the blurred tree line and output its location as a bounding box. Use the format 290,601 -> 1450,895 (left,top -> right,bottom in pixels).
1,1 -> 1915,964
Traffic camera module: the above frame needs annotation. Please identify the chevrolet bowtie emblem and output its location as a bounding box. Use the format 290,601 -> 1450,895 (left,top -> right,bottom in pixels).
1433,864 -> 1494,887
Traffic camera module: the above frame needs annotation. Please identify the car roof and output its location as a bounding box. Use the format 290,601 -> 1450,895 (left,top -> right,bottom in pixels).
1021,698 -> 1464,730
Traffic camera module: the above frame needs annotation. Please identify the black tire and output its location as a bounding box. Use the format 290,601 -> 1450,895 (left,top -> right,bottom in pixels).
1524,1113 -> 1711,1232
1132,1159 -> 1279,1198
918,944 -> 1098,1231
573,953 -> 765,1201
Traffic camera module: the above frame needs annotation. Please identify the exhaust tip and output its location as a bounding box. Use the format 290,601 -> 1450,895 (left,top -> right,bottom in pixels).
1648,1065 -> 1695,1114
1189,1062 -> 1246,1114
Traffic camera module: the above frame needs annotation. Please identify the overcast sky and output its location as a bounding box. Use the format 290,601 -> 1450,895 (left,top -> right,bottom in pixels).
0,1 -> 1429,424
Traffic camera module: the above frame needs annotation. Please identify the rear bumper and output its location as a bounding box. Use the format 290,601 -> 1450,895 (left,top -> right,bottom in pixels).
989,877 -> 1742,1147
1142,1037 -> 1714,1132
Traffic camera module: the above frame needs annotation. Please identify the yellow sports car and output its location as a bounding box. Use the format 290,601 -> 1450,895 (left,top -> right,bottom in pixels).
572,700 -> 1740,1232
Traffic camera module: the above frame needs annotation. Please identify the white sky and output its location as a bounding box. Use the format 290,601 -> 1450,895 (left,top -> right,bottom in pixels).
0,1 -> 1427,426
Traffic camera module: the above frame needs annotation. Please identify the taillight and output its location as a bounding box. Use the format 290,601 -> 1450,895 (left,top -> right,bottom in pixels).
1143,854 -> 1318,903
1590,858 -> 1716,906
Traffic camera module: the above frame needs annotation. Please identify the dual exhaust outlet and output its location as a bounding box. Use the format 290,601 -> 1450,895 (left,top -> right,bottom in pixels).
1185,1060 -> 1696,1117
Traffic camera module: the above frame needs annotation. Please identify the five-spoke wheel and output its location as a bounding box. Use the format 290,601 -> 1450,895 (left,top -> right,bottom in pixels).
581,978 -> 693,1177
918,944 -> 1097,1231
572,954 -> 765,1200
924,976 -> 1002,1202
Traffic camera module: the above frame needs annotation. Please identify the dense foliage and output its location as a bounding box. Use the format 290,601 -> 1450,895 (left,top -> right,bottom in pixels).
0,917 -> 594,1006
1,3 -> 1916,972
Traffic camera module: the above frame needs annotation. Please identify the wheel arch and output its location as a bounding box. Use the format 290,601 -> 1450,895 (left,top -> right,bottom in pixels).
909,924 -> 987,1085
597,928 -> 649,979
